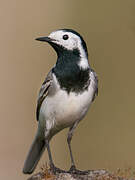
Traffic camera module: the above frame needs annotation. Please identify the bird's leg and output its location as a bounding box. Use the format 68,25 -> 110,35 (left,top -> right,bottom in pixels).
67,125 -> 77,169
45,139 -> 54,167
45,139 -> 66,174
67,122 -> 90,175
67,122 -> 80,172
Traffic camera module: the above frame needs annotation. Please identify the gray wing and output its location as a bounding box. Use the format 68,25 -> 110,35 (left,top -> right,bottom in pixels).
36,71 -> 53,121
91,69 -> 98,102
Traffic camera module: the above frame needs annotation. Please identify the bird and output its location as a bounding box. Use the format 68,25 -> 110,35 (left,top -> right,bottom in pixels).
23,29 -> 98,175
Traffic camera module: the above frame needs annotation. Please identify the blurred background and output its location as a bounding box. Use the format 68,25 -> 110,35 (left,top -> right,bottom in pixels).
0,0 -> 135,179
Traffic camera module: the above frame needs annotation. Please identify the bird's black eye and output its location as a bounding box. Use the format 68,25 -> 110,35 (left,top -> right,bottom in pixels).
63,34 -> 69,40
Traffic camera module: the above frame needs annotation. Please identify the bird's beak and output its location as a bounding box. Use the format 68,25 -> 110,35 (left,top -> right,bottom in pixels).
35,36 -> 60,55
35,36 -> 53,42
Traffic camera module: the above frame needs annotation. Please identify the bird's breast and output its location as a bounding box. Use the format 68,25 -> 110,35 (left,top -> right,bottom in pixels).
39,82 -> 95,131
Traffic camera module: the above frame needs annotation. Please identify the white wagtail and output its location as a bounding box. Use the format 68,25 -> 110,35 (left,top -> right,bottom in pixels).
23,29 -> 98,175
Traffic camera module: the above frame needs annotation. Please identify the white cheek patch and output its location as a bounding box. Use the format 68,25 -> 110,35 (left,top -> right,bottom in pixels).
51,37 -> 78,51
63,39 -> 77,50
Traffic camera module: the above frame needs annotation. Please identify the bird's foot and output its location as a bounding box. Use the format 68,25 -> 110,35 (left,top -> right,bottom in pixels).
50,163 -> 66,174
68,165 -> 90,175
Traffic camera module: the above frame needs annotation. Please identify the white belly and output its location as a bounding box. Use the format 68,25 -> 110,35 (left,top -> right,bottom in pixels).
39,81 -> 95,135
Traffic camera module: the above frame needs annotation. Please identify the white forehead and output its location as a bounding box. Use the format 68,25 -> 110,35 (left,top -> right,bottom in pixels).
48,30 -> 80,41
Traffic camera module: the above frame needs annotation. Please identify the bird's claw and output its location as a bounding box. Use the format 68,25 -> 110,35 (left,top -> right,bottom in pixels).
68,165 -> 90,175
50,163 -> 66,174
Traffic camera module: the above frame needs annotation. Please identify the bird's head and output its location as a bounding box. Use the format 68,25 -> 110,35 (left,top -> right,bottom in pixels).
36,29 -> 88,59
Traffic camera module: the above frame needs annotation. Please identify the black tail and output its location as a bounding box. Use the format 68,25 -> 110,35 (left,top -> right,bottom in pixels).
23,136 -> 46,174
